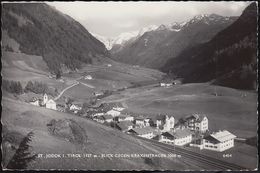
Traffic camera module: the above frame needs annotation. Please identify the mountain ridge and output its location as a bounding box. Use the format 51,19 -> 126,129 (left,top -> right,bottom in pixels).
109,13 -> 237,69
2,3 -> 109,76
162,2 -> 257,90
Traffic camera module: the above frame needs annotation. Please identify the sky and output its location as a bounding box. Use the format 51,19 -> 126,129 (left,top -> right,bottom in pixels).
48,1 -> 251,38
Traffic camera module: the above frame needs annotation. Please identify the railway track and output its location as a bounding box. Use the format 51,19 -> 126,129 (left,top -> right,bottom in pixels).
134,136 -> 246,170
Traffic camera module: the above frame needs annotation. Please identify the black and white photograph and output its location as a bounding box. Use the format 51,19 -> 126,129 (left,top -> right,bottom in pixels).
1,1 -> 258,171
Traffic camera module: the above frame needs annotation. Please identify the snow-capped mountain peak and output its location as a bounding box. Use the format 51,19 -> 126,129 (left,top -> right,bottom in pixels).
91,25 -> 159,50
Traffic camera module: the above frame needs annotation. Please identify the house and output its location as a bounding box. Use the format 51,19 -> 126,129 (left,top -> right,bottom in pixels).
115,114 -> 134,122
159,79 -> 174,87
128,127 -> 155,139
115,121 -> 134,132
29,97 -> 39,106
160,83 -> 166,87
56,104 -> 66,112
94,114 -> 113,123
134,117 -> 145,127
69,104 -> 82,111
112,107 -> 125,112
155,115 -> 175,132
144,118 -> 151,127
190,138 -> 204,150
85,75 -> 92,80
184,114 -> 208,133
93,112 -> 104,117
107,64 -> 112,67
173,79 -> 182,85
165,83 -> 172,87
106,109 -> 121,117
159,129 -> 192,146
202,130 -> 236,152
93,92 -> 103,96
46,99 -> 57,110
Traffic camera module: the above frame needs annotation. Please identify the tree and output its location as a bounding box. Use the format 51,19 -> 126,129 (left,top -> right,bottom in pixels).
6,131 -> 37,169
56,71 -> 61,79
2,80 -> 23,94
25,81 -> 34,93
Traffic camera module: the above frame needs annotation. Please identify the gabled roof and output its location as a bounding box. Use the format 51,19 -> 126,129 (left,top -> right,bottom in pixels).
185,113 -> 207,123
162,129 -> 192,139
129,127 -> 154,135
116,121 -> 134,131
156,114 -> 166,121
102,114 -> 113,120
118,114 -> 133,119
46,99 -> 56,104
95,114 -> 113,120
206,130 -> 236,143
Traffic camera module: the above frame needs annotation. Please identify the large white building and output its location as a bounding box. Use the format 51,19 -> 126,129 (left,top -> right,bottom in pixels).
155,115 -> 175,132
106,109 -> 121,117
159,129 -> 192,146
202,130 -> 236,152
128,127 -> 155,139
46,99 -> 57,110
185,114 -> 208,133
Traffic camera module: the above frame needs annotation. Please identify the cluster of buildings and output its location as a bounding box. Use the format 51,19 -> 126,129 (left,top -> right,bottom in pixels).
91,107 -> 236,152
159,79 -> 182,87
27,93 -> 236,153
29,93 -> 57,110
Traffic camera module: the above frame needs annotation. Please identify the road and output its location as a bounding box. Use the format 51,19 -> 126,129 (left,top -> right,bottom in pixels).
54,82 -> 80,100
133,135 -> 246,170
54,76 -> 96,101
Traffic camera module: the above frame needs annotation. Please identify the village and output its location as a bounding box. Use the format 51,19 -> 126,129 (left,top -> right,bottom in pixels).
26,79 -> 237,153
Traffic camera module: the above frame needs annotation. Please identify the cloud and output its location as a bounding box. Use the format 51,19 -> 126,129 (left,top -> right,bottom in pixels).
47,2 -> 251,37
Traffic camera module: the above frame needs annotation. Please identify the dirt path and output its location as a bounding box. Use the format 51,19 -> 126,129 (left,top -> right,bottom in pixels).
79,82 -> 95,89
54,82 -> 79,100
54,76 -> 96,100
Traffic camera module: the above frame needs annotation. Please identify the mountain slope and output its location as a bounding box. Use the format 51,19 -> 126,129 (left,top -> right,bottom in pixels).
2,3 -> 109,75
92,25 -> 159,50
110,14 -> 237,69
163,3 -> 257,90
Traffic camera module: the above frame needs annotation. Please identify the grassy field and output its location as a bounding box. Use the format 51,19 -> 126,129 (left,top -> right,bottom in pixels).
2,96 -> 200,170
63,83 -> 95,102
101,83 -> 257,138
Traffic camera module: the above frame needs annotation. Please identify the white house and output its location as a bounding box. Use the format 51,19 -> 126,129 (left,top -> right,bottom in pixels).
113,107 -> 125,112
106,109 -> 121,117
160,83 -> 166,87
115,114 -> 134,122
185,114 -> 208,133
93,114 -> 113,123
202,130 -> 236,152
144,118 -> 151,127
85,75 -> 92,80
94,92 -> 103,96
29,98 -> 39,106
165,83 -> 173,87
134,118 -> 145,127
159,129 -> 192,146
128,127 -> 155,139
70,104 -> 82,111
93,112 -> 104,117
155,115 -> 175,132
162,115 -> 175,132
46,99 -> 57,110
116,121 -> 134,132
107,64 -> 112,67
